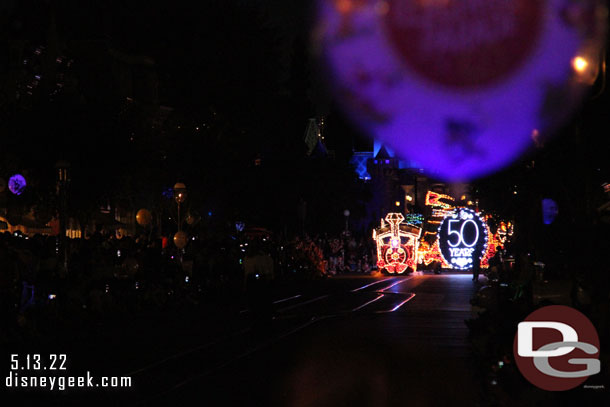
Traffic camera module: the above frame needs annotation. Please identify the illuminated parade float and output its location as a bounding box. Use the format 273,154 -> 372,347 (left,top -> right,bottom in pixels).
373,213 -> 422,274
374,191 -> 513,273
437,208 -> 489,270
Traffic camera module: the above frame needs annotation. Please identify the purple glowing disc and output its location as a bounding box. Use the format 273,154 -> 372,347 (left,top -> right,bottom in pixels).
8,174 -> 26,195
316,0 -> 606,180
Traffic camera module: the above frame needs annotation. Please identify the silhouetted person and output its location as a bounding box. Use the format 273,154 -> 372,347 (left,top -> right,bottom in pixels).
434,261 -> 442,274
471,252 -> 481,282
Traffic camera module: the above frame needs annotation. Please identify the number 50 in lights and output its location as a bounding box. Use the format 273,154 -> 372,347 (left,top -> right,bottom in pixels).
438,208 -> 488,270
447,219 -> 479,248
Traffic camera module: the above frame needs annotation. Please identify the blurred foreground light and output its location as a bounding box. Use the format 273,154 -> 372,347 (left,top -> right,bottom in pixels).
174,231 -> 188,249
571,46 -> 602,85
572,56 -> 589,73
8,174 -> 26,195
315,0 -> 607,180
136,208 -> 152,226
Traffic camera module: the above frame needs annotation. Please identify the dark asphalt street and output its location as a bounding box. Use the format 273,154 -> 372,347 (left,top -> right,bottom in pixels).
4,273 -> 487,406
135,273 -> 483,406
8,272 -> 608,406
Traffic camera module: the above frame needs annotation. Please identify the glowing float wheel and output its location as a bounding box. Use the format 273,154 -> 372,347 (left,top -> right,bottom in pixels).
385,247 -> 407,265
381,245 -> 411,274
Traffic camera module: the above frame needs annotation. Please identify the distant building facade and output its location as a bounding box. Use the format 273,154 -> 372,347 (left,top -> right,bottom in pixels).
351,140 -> 475,232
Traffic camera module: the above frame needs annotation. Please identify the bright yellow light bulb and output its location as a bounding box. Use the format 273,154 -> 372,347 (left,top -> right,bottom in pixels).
572,56 -> 588,73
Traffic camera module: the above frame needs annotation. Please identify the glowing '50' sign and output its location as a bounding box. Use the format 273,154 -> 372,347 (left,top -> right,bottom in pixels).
438,208 -> 488,270
447,219 -> 479,248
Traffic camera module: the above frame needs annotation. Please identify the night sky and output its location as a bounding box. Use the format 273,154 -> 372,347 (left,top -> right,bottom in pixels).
1,1 -> 609,235
1,1 -> 375,234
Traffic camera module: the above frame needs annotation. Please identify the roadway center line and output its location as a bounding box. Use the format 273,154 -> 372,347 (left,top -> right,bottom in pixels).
277,295 -> 329,312
376,293 -> 416,313
378,276 -> 414,292
350,277 -> 394,292
273,294 -> 302,304
352,294 -> 384,312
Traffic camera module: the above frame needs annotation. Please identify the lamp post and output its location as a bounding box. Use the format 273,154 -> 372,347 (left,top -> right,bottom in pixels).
173,182 -> 187,231
55,160 -> 70,277
173,183 -> 188,260
343,209 -> 350,234
405,194 -> 413,213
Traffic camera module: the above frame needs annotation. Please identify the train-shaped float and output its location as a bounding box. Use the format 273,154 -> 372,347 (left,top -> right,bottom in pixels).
373,192 -> 512,274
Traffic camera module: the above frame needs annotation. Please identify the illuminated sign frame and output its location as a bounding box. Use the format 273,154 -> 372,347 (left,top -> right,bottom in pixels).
437,208 -> 488,270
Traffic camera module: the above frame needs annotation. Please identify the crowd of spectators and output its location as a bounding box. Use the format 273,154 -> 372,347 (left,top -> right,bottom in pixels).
0,229 -> 378,344
465,230 -> 610,405
285,234 -> 377,276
